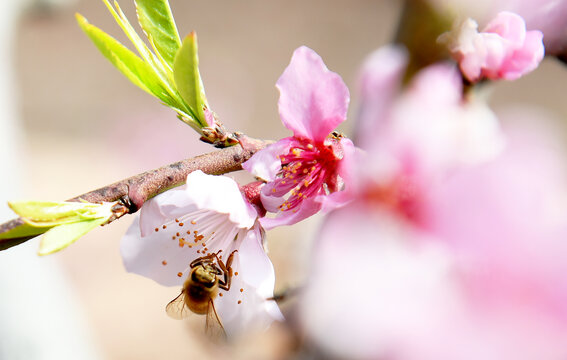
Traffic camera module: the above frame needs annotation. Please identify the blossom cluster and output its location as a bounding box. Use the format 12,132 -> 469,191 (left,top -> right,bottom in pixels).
120,8 -> 567,359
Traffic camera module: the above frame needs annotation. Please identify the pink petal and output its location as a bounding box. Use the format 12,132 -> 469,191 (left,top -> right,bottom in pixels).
425,115 -> 567,322
480,33 -> 508,76
259,196 -> 322,230
407,63 -> 462,105
276,46 -> 350,142
301,204 -> 457,359
317,138 -> 358,212
380,63 -> 503,179
448,12 -> 544,82
242,138 -> 294,182
258,187 -> 285,213
501,30 -> 544,80
356,45 -> 408,148
484,11 -> 527,45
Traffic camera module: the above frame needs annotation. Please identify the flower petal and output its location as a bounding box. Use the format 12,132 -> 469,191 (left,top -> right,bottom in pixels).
301,205 -> 457,359
139,170 -> 256,237
276,46 -> 349,142
483,11 -> 527,44
242,138 -> 294,182
356,45 -> 408,148
501,30 -> 544,80
214,224 -> 283,336
259,196 -> 321,230
317,138 -> 357,212
138,186 -> 199,237
446,12 -> 544,82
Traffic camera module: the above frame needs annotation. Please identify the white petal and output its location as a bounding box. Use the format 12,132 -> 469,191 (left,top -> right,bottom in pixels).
214,224 -> 283,336
183,171 -> 257,229
139,170 -> 257,237
122,210 -> 243,287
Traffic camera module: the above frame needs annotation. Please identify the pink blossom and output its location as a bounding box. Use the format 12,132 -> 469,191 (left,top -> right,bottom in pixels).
443,11 -> 544,81
428,0 -> 567,56
300,46 -> 567,359
121,171 -> 283,336
242,46 -> 354,229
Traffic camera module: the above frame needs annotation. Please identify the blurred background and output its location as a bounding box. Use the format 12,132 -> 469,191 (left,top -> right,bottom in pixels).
1,0 -> 567,359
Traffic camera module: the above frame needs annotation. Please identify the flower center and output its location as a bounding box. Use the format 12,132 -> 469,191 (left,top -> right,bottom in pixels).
365,175 -> 422,225
275,139 -> 340,212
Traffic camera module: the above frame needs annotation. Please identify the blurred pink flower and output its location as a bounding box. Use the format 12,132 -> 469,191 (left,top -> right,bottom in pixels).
121,170 -> 282,336
243,46 -> 354,229
429,0 -> 567,56
300,46 -> 567,359
442,11 -> 544,81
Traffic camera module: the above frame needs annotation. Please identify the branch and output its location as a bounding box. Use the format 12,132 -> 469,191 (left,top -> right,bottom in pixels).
0,137 -> 269,250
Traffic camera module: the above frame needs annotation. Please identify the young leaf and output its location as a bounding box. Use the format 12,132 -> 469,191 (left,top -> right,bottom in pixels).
38,218 -> 107,256
173,33 -> 210,128
76,14 -> 175,105
0,222 -> 51,242
9,200 -> 116,226
10,201 -> 87,226
100,0 -> 181,104
135,0 -> 181,67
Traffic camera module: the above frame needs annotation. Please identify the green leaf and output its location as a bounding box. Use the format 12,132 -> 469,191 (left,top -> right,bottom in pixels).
10,201 -> 95,226
0,222 -> 50,241
99,0 -> 180,103
173,32 -> 210,128
135,0 -> 181,67
38,218 -> 107,256
9,200 -> 115,227
76,13 -> 174,105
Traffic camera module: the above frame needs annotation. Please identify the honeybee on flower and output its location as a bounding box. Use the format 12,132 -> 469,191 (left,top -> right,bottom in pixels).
121,171 -> 282,337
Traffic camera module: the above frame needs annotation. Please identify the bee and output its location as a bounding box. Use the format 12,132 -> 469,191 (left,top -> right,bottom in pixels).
166,250 -> 237,339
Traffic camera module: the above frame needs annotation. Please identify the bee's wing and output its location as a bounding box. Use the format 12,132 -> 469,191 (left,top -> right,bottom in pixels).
205,299 -> 227,341
166,292 -> 191,320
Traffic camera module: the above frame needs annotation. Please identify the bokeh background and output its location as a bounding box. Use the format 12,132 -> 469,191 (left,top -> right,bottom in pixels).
1,0 -> 567,359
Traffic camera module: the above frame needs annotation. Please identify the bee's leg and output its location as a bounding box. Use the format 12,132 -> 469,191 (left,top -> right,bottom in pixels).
189,253 -> 216,268
225,250 -> 238,269
217,250 -> 238,291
